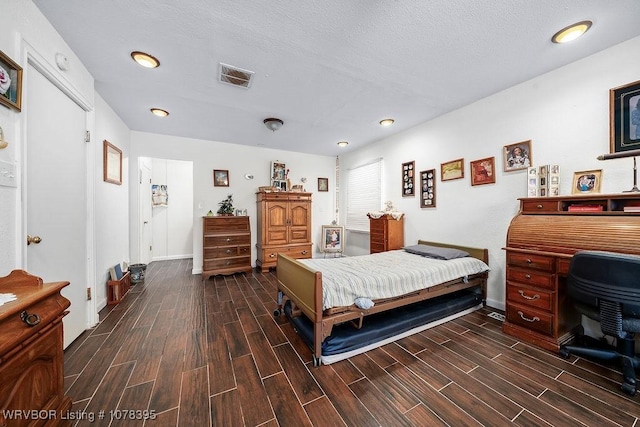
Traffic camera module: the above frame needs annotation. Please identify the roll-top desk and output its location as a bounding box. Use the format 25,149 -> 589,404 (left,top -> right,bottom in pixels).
503,194 -> 640,352
0,270 -> 71,427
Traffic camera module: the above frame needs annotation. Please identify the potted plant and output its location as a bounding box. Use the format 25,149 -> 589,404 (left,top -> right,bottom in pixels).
217,194 -> 234,216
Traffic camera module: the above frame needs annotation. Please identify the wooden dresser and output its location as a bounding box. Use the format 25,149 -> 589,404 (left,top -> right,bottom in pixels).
0,270 -> 71,427
202,216 -> 252,281
256,192 -> 312,272
368,214 -> 405,254
503,193 -> 640,351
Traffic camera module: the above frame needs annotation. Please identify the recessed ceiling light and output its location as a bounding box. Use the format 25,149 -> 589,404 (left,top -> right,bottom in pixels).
131,51 -> 160,68
337,141 -> 349,147
379,118 -> 395,127
552,21 -> 592,44
150,108 -> 169,117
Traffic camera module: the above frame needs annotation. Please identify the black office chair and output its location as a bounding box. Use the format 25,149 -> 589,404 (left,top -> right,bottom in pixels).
559,250 -> 640,395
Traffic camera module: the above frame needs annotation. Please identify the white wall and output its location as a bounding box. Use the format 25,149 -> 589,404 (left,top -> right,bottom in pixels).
94,93 -> 130,309
340,36 -> 640,310
149,158 -> 194,260
129,131 -> 336,273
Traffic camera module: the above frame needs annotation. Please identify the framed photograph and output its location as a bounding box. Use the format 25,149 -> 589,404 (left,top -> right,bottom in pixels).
470,157 -> 496,186
103,140 -> 122,185
318,177 -> 328,192
440,158 -> 464,181
572,169 -> 602,195
503,140 -> 532,171
610,79 -> 640,154
402,161 -> 415,196
321,225 -> 344,253
420,169 -> 436,208
213,169 -> 229,187
0,50 -> 23,112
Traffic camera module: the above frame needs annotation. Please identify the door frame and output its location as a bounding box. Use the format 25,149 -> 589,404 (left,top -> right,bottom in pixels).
19,39 -> 98,328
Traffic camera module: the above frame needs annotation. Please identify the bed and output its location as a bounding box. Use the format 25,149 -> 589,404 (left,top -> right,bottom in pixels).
274,240 -> 490,365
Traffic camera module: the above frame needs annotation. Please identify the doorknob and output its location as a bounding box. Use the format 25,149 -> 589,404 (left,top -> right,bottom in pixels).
144,221 -> 149,224
27,234 -> 42,245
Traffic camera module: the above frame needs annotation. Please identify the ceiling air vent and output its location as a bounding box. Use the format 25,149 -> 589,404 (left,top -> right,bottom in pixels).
219,63 -> 254,89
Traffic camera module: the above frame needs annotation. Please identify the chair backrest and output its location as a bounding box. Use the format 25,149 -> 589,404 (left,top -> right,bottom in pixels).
568,251 -> 640,320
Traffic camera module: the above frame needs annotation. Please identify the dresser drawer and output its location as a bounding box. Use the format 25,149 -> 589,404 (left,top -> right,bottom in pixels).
204,256 -> 251,270
204,234 -> 250,247
260,245 -> 312,262
506,303 -> 553,336
506,267 -> 554,290
204,217 -> 249,232
507,252 -> 554,272
205,245 -> 250,259
369,220 -> 387,233
506,283 -> 553,312
521,200 -> 560,213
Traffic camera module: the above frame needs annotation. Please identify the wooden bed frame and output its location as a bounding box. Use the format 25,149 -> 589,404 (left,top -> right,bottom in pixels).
274,240 -> 489,365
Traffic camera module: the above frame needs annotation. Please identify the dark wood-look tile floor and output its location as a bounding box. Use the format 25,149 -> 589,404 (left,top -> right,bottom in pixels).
63,259 -> 640,426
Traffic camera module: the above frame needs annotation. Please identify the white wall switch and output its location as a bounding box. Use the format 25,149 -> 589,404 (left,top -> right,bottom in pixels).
0,160 -> 17,188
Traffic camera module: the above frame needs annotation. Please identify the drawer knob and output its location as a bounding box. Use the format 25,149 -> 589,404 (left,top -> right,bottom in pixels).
20,310 -> 41,327
226,238 -> 232,242
526,259 -> 532,264
536,204 -> 543,209
269,253 -> 277,258
525,274 -> 531,280
301,250 -> 308,255
226,249 -> 232,254
518,290 -> 540,300
517,311 -> 540,323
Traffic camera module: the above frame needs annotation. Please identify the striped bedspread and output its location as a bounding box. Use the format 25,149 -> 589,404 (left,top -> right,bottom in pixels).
299,250 -> 490,310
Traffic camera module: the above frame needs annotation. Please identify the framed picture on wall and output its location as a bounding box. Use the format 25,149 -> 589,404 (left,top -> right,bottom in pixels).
470,157 -> 496,186
318,177 -> 328,192
420,169 -> 436,208
610,79 -> 640,154
103,140 -> 122,185
402,161 -> 415,196
0,49 -> 22,112
440,158 -> 464,181
503,140 -> 532,171
213,169 -> 229,187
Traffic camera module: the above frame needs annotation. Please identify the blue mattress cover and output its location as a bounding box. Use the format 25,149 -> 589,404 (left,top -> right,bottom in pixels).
284,286 -> 482,356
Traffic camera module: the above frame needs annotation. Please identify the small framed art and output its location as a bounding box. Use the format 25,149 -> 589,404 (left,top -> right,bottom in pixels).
0,50 -> 22,112
470,157 -> 496,186
321,225 -> 344,253
402,161 -> 415,196
213,169 -> 229,187
440,158 -> 464,181
572,169 -> 602,195
610,79 -> 640,154
420,169 -> 436,208
318,177 -> 328,192
503,140 -> 532,171
103,140 -> 122,185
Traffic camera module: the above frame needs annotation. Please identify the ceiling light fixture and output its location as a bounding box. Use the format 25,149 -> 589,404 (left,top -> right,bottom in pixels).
131,51 -> 160,68
150,108 -> 169,117
264,118 -> 284,131
337,141 -> 349,147
551,20 -> 592,44
379,118 -> 395,127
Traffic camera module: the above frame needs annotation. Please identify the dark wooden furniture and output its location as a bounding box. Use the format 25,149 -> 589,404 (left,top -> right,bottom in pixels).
368,213 -> 405,253
202,216 -> 252,281
107,270 -> 130,305
503,193 -> 640,351
0,270 -> 71,427
256,192 -> 312,272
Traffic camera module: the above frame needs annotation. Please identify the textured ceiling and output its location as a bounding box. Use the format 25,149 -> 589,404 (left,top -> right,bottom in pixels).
33,0 -> 640,156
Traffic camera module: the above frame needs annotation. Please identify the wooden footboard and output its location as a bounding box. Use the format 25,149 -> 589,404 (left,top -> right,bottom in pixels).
275,241 -> 489,365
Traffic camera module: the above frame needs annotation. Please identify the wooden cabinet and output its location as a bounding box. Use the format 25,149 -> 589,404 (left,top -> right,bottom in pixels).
368,214 -> 404,253
503,194 -> 640,351
0,270 -> 71,427
256,192 -> 312,272
202,216 -> 252,281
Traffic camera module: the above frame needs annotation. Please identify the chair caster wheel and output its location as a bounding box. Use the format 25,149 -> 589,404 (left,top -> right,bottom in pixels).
559,347 -> 570,359
621,382 -> 637,396
312,355 -> 321,367
273,308 -> 282,318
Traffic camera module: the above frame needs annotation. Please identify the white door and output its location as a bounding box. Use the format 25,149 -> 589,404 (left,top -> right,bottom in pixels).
140,162 -> 152,264
26,65 -> 89,348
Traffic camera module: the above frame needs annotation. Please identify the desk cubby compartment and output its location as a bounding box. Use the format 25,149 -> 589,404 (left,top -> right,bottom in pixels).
561,199 -> 607,212
107,271 -> 131,305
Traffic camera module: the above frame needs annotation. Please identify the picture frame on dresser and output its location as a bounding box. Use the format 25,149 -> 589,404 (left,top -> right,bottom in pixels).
402,161 -> 415,196
470,157 -> 496,186
572,169 -> 602,195
321,225 -> 344,253
610,79 -> 640,154
440,158 -> 464,181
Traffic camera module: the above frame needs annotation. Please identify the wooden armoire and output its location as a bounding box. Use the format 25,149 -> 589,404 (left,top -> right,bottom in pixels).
256,192 -> 312,272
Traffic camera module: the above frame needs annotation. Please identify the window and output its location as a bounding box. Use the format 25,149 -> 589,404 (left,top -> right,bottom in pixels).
346,158 -> 382,232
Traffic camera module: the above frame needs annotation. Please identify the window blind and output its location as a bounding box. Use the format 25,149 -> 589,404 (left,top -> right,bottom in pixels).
346,158 -> 382,232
